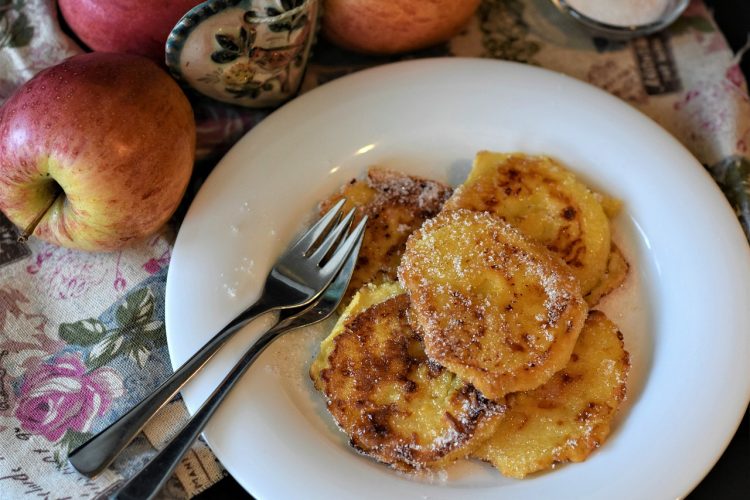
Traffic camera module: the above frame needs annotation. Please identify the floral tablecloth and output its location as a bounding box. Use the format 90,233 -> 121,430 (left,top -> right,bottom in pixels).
0,1 -> 748,498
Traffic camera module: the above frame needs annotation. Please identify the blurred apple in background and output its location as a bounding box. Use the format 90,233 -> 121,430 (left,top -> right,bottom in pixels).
0,52 -> 196,251
58,0 -> 203,63
322,0 -> 481,55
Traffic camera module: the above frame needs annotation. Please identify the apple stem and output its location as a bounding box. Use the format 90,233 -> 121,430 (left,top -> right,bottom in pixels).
18,188 -> 63,243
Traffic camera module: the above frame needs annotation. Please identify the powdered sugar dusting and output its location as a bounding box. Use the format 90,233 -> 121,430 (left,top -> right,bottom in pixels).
366,167 -> 453,216
399,209 -> 586,398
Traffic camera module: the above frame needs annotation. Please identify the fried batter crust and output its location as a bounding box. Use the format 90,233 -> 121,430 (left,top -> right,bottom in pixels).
472,311 -> 630,478
311,283 -> 504,471
444,152 -> 611,294
585,244 -> 629,307
320,168 -> 453,308
398,209 -> 587,401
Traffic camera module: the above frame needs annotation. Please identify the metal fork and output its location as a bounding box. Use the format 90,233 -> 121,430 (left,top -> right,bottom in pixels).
69,199 -> 364,477
113,218 -> 365,499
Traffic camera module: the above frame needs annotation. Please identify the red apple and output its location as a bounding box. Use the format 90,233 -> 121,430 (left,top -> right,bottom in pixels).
59,0 -> 203,63
322,0 -> 481,55
0,52 -> 196,251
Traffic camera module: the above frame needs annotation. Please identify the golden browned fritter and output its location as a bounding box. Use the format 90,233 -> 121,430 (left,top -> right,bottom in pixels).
472,311 -> 630,478
319,168 -> 453,307
584,244 -> 629,307
398,209 -> 588,401
443,152 -> 611,294
310,282 -> 504,471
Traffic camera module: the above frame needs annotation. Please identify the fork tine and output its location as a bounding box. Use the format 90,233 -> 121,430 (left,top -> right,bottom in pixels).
290,198 -> 346,254
323,223 -> 364,298
309,208 -> 356,264
321,215 -> 368,276
276,227 -> 363,325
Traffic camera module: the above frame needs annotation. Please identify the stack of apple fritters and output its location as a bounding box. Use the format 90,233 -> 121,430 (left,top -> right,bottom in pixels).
310,152 -> 630,478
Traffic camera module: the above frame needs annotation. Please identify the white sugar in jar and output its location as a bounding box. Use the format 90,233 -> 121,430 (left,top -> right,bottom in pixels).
565,0 -> 671,27
552,0 -> 689,39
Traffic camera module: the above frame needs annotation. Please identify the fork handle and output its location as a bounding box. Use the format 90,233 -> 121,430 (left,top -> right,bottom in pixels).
114,322 -> 281,499
68,300 -> 274,477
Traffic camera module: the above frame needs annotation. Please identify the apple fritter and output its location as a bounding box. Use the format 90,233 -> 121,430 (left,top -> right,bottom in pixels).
584,244 -> 629,307
472,311 -> 630,478
310,281 -> 504,471
319,167 -> 453,308
398,209 -> 588,401
443,152 -> 611,294
310,281 -> 406,391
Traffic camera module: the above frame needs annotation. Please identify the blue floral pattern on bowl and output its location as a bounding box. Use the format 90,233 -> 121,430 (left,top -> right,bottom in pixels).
167,0 -> 319,108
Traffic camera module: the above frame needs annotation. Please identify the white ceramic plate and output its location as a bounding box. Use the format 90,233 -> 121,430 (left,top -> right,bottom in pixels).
165,58 -> 750,500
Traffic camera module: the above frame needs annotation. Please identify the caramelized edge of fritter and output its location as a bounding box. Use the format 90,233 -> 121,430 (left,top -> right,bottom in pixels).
319,167 -> 454,308
471,310 -> 630,478
320,167 -> 453,221
444,152 -> 611,294
399,209 -> 587,401
316,291 -> 504,471
584,244 -> 630,307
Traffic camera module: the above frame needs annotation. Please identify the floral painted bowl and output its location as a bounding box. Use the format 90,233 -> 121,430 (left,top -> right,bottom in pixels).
167,0 -> 320,107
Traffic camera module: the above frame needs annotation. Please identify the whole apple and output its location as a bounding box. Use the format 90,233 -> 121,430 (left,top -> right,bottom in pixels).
322,0 -> 481,55
59,0 -> 203,63
0,52 -> 196,251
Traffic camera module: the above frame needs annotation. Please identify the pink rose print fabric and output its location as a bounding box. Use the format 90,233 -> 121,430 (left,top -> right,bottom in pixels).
16,354 -> 123,442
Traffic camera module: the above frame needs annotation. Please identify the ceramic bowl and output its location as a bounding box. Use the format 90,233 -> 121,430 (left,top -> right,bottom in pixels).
550,0 -> 689,40
167,0 -> 320,107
